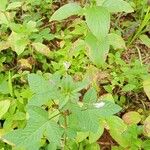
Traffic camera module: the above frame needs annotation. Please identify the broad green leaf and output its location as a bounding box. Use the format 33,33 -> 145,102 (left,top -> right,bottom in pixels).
85,33 -> 109,67
89,123 -> 104,143
96,101 -> 122,117
8,32 -> 28,55
32,42 -> 50,56
50,3 -> 82,21
108,33 -> 126,49
139,34 -> 150,48
4,106 -> 62,150
106,116 -> 128,147
83,87 -> 97,103
6,2 -> 22,10
0,0 -> 8,11
122,111 -> 141,125
69,101 -> 121,133
28,74 -> 60,106
85,6 -> 110,41
102,0 -> 134,13
0,100 -> 10,119
143,78 -> 150,100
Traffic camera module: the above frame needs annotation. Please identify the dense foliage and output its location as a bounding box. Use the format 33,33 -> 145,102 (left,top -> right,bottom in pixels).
0,0 -> 150,150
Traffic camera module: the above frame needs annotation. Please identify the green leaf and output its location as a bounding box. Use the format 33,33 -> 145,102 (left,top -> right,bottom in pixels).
85,33 -> 109,67
68,101 -> 121,133
106,116 -> 128,147
0,100 -> 10,119
139,34 -> 150,48
0,80 -> 9,94
6,2 -> 22,10
108,33 -> 126,49
32,42 -> 51,56
50,3 -> 82,21
122,111 -> 141,125
144,116 -> 150,137
102,0 -> 134,13
142,140 -> 150,150
4,106 -> 62,150
0,12 -> 9,25
89,123 -> 104,143
0,41 -> 10,51
143,78 -> 150,100
85,6 -> 110,41
122,84 -> 136,92
0,0 -> 8,11
85,143 -> 100,150
28,74 -> 60,106
83,87 -> 97,103
8,32 -> 28,55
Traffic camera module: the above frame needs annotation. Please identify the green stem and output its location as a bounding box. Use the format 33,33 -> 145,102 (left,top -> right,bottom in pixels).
127,6 -> 150,46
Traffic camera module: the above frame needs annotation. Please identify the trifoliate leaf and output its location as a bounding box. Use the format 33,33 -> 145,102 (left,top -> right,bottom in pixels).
102,0 -> 134,13
50,3 -> 82,21
4,106 -> 62,150
0,100 -> 10,119
85,6 -> 110,41
122,111 -> 141,125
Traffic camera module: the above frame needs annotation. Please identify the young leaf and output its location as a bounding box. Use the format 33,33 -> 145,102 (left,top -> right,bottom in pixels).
0,100 -> 10,119
85,6 -> 110,41
85,33 -> 109,67
4,106 -> 62,150
102,0 -> 134,13
108,33 -> 126,49
50,3 -> 82,21
139,34 -> 150,48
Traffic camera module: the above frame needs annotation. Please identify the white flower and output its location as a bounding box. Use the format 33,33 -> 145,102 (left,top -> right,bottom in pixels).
93,102 -> 105,108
